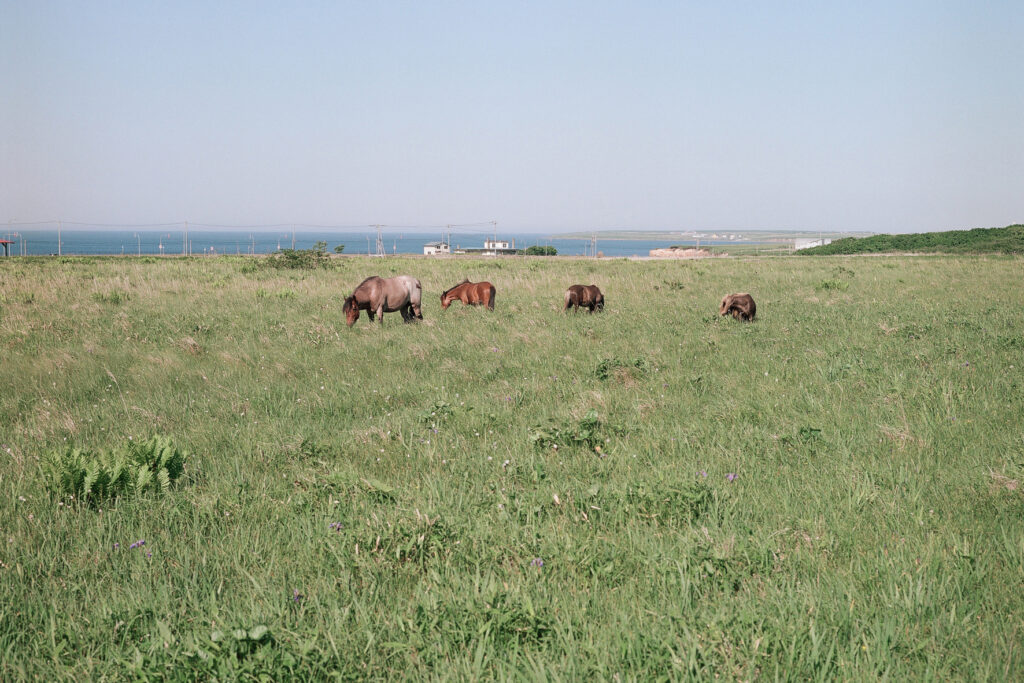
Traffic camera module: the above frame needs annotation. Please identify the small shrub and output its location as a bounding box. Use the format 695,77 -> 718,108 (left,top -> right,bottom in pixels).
815,279 -> 849,292
46,435 -> 188,504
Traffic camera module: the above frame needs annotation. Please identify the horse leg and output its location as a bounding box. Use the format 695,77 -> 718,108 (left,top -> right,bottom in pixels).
367,307 -> 376,322
376,304 -> 385,324
400,304 -> 412,322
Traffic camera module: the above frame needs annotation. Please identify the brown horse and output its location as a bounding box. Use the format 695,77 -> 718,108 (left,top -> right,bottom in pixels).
343,275 -> 423,326
719,293 -> 756,322
564,284 -> 604,313
440,279 -> 496,311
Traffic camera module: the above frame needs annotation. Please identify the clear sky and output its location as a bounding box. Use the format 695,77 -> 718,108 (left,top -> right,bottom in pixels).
2,1 -> 1022,233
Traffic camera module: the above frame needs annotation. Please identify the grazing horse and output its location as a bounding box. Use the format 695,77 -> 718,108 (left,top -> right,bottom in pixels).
719,293 -> 756,322
440,279 -> 496,311
343,275 -> 423,326
564,284 -> 604,313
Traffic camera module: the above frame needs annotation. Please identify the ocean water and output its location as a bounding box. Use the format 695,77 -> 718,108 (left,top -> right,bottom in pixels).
0,229 -> 745,258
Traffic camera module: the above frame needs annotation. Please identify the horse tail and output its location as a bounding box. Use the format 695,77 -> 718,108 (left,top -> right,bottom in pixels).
488,284 -> 496,311
564,289 -> 572,310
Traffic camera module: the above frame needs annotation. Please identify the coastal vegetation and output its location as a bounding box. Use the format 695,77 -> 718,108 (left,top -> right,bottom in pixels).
1,254 -> 1022,679
800,224 -> 1024,255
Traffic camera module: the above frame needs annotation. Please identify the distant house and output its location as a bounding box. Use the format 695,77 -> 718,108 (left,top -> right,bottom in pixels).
482,238 -> 516,255
794,238 -> 832,250
423,241 -> 450,255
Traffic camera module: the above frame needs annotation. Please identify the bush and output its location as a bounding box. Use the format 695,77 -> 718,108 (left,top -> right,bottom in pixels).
523,245 -> 558,256
263,242 -> 330,270
46,435 -> 188,504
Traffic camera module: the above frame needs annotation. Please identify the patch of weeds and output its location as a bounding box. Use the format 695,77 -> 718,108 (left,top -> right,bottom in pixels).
798,426 -> 823,441
92,291 -> 131,305
185,624 -> 292,668
358,513 -> 456,566
298,438 -> 331,461
239,260 -> 259,274
419,400 -> 455,425
324,470 -> 397,503
578,478 -> 717,527
899,323 -> 932,340
276,288 -> 298,299
595,356 -> 649,380
815,279 -> 849,292
689,374 -> 711,396
45,435 -> 188,505
998,335 -> 1024,349
662,280 -> 687,290
255,288 -> 268,299
530,410 -> 609,452
832,265 -> 855,278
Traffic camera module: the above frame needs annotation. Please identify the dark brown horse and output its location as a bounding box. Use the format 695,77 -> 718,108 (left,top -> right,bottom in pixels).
719,293 -> 756,322
440,279 -> 496,311
564,284 -> 604,313
343,275 -> 423,326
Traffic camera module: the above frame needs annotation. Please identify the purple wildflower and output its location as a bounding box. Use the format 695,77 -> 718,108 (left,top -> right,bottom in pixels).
113,543 -> 120,550
699,471 -> 707,478
146,552 -> 152,558
328,522 -> 342,531
726,473 -> 737,482
531,557 -> 544,568
129,539 -> 146,550
293,589 -> 303,601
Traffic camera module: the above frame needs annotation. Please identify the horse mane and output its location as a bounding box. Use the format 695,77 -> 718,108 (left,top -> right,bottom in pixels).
442,279 -> 470,298
356,275 -> 380,288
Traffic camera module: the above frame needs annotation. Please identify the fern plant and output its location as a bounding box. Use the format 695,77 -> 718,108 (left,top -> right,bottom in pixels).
46,436 -> 188,504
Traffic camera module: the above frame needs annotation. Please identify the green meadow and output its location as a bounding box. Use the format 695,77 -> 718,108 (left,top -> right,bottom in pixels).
1,254 -> 1022,680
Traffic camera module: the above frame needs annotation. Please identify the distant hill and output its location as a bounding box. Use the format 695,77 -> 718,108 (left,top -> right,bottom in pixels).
798,224 -> 1024,255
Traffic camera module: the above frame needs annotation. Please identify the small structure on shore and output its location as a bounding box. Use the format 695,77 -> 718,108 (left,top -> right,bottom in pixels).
794,238 -> 832,250
482,238 -> 516,256
423,241 -> 450,255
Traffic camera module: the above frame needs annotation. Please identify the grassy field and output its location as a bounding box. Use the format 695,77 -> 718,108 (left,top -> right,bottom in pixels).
1,253 -> 1022,680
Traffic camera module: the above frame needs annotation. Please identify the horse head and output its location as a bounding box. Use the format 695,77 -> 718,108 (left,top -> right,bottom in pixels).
343,295 -> 359,326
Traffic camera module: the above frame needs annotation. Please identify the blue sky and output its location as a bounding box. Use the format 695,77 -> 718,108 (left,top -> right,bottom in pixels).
2,1 -> 1021,232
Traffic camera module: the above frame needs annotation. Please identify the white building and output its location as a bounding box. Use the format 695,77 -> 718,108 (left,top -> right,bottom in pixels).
794,238 -> 832,250
423,241 -> 450,255
482,238 -> 516,255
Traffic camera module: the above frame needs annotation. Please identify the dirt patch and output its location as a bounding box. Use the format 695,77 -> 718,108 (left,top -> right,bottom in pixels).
648,247 -> 724,258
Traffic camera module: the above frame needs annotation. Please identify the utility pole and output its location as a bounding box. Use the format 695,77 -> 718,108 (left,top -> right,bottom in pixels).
58,220 -> 62,256
374,224 -> 384,256
184,220 -> 188,256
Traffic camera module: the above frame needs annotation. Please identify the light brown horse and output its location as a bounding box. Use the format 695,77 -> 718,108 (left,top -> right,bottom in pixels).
440,279 -> 496,311
564,284 -> 604,313
343,275 -> 423,326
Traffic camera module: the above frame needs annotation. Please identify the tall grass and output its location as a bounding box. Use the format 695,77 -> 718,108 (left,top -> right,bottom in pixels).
1,253 -> 1022,679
